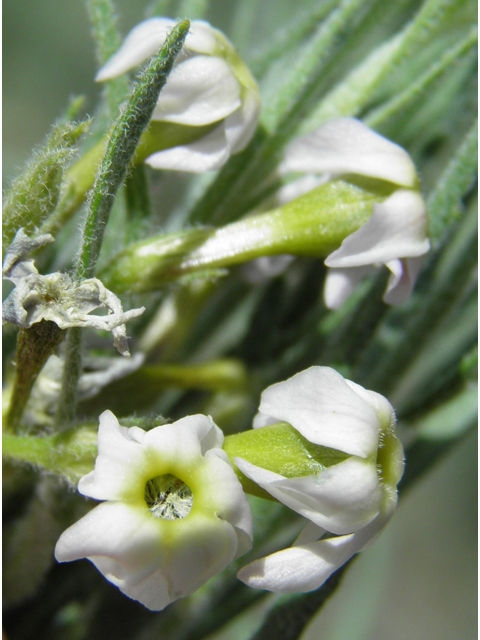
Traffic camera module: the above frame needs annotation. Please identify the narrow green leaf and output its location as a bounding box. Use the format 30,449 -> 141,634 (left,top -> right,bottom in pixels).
86,0 -> 130,117
401,383 -> 477,490
55,20 -> 190,427
392,290 -> 477,414
427,121 -> 478,242
76,19 -> 190,280
300,33 -> 403,128
145,0 -> 173,17
366,27 -> 478,130
248,0 -> 340,77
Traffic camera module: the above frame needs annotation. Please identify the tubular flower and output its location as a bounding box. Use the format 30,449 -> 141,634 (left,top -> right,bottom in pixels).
280,118 -> 430,308
235,366 -> 404,593
96,18 -> 261,172
55,411 -> 253,610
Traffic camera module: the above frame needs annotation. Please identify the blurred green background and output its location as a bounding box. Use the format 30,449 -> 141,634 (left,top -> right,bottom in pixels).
3,1 -> 477,638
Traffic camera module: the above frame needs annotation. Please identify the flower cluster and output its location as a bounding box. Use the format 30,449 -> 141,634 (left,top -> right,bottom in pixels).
97,18 -> 261,173
55,366 -> 403,608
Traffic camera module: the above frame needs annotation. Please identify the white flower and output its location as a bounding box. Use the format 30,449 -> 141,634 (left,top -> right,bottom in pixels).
97,18 -> 261,173
55,411 -> 253,610
235,366 -> 404,593
2,229 -> 145,356
280,118 -> 430,308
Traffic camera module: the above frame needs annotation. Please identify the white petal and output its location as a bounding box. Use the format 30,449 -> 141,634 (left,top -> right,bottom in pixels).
383,256 -> 425,305
224,90 -> 261,153
78,411 -> 146,501
185,20 -> 219,55
323,265 -> 373,310
56,503 -> 241,611
54,502 -> 162,571
253,367 -> 380,458
204,450 -> 253,556
237,533 -> 356,593
235,457 -> 381,534
102,515 -> 241,610
293,521 -> 326,546
91,557 -> 171,610
237,506 -> 395,593
146,124 -> 229,172
281,118 -> 418,188
96,18 -> 176,81
325,189 -> 430,269
152,56 -> 241,126
344,380 -> 395,431
142,414 -> 218,466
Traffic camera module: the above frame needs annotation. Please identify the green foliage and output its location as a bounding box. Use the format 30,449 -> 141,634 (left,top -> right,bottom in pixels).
2,119 -> 89,253
87,0 -> 130,116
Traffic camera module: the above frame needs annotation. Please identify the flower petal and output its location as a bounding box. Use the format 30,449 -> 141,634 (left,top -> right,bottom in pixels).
56,503 -> 242,611
237,506 -> 395,593
253,367 -> 380,458
235,457 -> 381,534
204,449 -> 253,557
142,414 -> 219,467
78,410 -> 146,501
146,124 -> 229,172
383,256 -> 425,305
224,90 -> 261,153
344,380 -> 395,431
54,501 -> 162,571
185,20 -> 219,55
325,189 -> 430,269
323,265 -> 373,310
152,56 -> 241,126
281,118 -> 418,188
292,521 -> 326,546
237,533 -> 356,593
96,18 -> 176,81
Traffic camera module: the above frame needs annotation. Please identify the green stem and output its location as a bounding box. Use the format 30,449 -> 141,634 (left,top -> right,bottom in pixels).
7,321 -> 66,432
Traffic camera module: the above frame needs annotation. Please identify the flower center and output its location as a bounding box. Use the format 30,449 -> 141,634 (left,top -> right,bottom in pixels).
144,474 -> 193,520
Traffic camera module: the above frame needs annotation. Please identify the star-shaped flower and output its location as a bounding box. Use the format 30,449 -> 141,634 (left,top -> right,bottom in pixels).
55,411 -> 253,610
